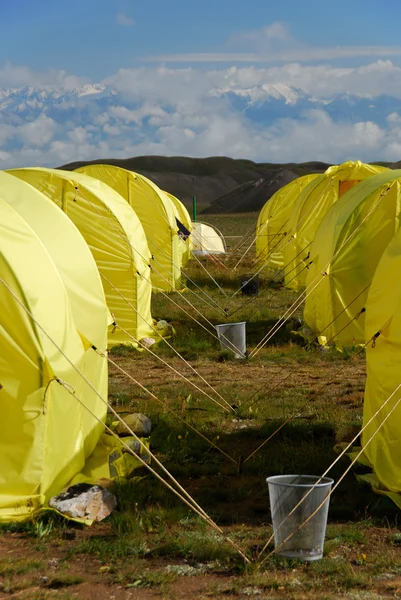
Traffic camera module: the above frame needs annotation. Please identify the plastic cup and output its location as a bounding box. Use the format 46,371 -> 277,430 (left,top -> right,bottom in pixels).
216,322 -> 246,358
266,474 -> 334,561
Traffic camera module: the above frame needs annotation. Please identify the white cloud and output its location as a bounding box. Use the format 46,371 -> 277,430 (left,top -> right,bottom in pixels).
145,46 -> 401,63
144,21 -> 401,64
228,21 -> 294,51
18,115 -> 57,146
2,60 -> 401,168
0,123 -> 14,144
0,62 -> 88,89
388,112 -> 401,123
116,12 -> 134,27
105,60 -> 401,103
103,123 -> 121,136
110,104 -> 169,124
0,150 -> 11,162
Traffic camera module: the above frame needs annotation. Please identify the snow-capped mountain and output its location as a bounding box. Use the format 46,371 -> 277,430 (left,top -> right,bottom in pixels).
1,80 -> 401,167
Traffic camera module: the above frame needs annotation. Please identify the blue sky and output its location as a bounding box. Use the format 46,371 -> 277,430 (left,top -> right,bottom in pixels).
2,0 -> 401,77
2,1 -> 401,166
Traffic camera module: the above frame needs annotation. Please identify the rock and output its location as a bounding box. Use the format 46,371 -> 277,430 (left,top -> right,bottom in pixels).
139,337 -> 156,349
49,483 -> 117,521
48,558 -> 60,568
115,413 -> 152,437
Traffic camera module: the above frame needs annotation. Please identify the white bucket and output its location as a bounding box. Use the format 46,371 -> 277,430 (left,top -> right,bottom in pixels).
216,321 -> 246,359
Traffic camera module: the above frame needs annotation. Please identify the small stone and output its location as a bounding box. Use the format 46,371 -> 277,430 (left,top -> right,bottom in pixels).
115,413 -> 152,437
48,558 -> 60,568
49,483 -> 117,521
139,337 -> 156,349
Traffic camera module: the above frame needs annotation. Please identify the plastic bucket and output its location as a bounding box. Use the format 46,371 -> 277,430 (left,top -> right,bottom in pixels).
266,475 -> 334,561
216,322 -> 246,359
239,274 -> 259,296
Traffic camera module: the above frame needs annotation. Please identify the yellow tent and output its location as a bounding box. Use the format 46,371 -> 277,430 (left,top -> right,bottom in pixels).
166,191 -> 193,267
255,174 -> 319,270
304,170 -> 401,347
361,226 -> 401,507
75,165 -> 185,291
0,195 -> 109,521
166,192 -> 192,233
282,162 -> 388,291
8,168 -> 154,348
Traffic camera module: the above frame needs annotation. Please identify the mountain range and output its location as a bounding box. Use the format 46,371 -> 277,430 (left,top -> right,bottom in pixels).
2,83 -> 400,129
1,82 -> 401,211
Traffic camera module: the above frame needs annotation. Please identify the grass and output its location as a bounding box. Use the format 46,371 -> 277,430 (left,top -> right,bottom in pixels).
2,212 -> 401,599
0,559 -> 44,577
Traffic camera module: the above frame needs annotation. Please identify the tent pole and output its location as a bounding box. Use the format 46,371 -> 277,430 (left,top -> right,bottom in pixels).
192,195 -> 197,222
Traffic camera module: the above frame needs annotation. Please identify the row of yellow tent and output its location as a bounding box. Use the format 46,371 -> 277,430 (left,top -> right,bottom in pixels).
0,164 -> 202,521
256,161 -> 401,505
0,159 -> 231,521
10,165 -> 194,348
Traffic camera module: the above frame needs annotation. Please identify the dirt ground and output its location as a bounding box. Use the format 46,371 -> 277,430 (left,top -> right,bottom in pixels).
2,522 -> 401,599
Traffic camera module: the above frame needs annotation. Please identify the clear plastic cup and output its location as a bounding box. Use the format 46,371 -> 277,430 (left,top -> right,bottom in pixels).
216,322 -> 246,358
266,474 -> 334,561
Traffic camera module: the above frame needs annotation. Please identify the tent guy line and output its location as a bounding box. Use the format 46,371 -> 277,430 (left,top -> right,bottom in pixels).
244,339 -> 370,464
250,183 -> 392,357
100,272 -> 234,411
100,351 -> 237,464
0,273 -> 250,563
258,370 -> 401,564
239,285 -> 370,413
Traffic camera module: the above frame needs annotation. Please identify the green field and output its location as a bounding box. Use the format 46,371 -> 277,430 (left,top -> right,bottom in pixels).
1,213 -> 400,600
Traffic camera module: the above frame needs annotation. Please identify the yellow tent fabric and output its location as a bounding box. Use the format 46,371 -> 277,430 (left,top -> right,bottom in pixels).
0,171 -> 110,463
255,174 -> 319,270
282,162 -> 388,291
304,170 -> 401,347
8,168 -> 154,348
75,165 -> 185,291
166,191 -> 193,267
0,197 -> 108,521
166,192 -> 192,233
362,226 -> 401,506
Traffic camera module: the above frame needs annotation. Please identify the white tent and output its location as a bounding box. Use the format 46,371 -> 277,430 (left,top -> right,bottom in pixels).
191,222 -> 226,256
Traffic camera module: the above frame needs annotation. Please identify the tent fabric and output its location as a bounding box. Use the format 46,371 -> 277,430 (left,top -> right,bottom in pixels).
75,165 -> 185,291
362,226 -> 401,506
0,171 -> 111,347
8,168 -> 154,348
0,171 -> 110,465
304,170 -> 401,347
166,192 -> 192,233
166,191 -> 193,267
282,162 -> 388,291
192,222 -> 226,256
0,197 -> 108,521
255,174 -> 319,270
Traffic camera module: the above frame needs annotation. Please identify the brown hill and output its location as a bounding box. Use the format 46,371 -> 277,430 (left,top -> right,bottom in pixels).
203,168 -> 302,214
59,156 -> 331,213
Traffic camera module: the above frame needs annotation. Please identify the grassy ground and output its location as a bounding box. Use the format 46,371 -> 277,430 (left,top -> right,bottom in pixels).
1,213 -> 400,600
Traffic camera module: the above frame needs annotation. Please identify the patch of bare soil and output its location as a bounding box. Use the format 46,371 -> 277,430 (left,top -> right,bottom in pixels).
2,524 -> 401,600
